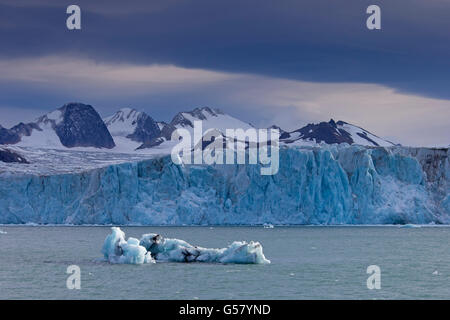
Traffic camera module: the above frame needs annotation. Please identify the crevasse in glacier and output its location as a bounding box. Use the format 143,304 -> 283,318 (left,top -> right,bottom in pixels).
0,145 -> 448,224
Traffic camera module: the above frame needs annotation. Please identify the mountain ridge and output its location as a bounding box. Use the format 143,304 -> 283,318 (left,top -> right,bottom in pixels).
0,103 -> 115,149
1,103 -> 401,151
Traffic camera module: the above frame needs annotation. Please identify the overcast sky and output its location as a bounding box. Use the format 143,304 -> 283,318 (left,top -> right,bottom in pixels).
0,0 -> 449,146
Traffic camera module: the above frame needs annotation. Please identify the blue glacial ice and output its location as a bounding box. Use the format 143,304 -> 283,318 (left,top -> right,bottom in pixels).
0,145 -> 448,225
102,227 -> 270,264
102,227 -> 154,264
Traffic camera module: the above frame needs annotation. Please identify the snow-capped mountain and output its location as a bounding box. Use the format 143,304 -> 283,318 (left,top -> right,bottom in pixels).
0,122 -> 39,145
104,108 -> 161,150
335,120 -> 397,146
0,125 -> 19,144
137,107 -> 254,149
0,103 -> 398,153
143,108 -> 394,149
171,107 -> 253,132
104,108 -> 141,137
54,103 -> 115,148
0,103 -> 115,149
280,119 -> 396,147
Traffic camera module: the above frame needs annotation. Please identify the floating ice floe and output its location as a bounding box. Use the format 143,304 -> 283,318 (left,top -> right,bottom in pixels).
101,227 -> 154,264
102,227 -> 270,265
263,223 -> 274,229
399,224 -> 421,228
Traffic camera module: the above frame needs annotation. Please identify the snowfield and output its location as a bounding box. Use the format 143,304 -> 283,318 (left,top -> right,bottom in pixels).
0,145 -> 170,175
0,144 -> 448,225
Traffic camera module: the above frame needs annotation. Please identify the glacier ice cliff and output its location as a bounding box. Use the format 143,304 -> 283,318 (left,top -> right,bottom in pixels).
0,145 -> 448,225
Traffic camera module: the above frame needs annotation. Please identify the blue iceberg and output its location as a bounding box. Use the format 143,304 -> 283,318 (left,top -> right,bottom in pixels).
102,227 -> 270,264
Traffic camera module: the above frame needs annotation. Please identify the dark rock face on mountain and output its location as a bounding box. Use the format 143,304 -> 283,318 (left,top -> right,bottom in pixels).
137,108 -> 226,149
0,119 -> 53,145
104,108 -> 161,145
171,107 -> 223,128
126,113 -> 161,144
10,122 -> 41,137
170,112 -> 193,128
268,125 -> 286,136
0,148 -> 28,163
0,122 -> 40,144
136,124 -> 177,150
159,122 -> 177,140
136,137 -> 164,149
283,119 -> 353,144
1,103 -> 115,149
280,119 -> 395,147
0,125 -> 20,144
54,103 -> 115,149
136,121 -> 177,149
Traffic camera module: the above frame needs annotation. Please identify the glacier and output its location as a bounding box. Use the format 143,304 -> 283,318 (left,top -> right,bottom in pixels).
0,145 -> 448,225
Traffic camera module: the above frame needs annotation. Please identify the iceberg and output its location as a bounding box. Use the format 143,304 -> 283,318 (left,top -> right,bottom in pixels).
102,227 -> 270,264
101,227 -> 154,264
399,224 -> 421,228
0,145 -> 448,225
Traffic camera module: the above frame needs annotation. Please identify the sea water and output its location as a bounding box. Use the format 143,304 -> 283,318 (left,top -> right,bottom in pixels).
0,226 -> 449,299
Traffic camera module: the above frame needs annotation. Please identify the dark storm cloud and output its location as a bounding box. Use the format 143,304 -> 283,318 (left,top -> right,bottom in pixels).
0,0 -> 449,146
0,0 -> 450,99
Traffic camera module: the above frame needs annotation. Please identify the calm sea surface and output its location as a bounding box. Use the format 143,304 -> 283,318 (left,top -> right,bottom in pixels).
0,226 -> 449,299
